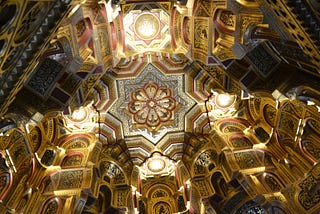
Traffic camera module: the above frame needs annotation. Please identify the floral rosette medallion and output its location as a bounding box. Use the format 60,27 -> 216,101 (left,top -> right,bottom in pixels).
128,82 -> 176,132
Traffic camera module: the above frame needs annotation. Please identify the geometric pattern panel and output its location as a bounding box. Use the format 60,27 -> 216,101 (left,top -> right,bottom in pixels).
109,63 -> 196,144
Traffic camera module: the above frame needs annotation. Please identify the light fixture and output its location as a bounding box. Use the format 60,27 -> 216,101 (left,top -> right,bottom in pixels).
207,90 -> 238,119
140,152 -> 175,177
215,93 -> 236,108
134,13 -> 160,40
147,158 -> 165,172
71,107 -> 87,121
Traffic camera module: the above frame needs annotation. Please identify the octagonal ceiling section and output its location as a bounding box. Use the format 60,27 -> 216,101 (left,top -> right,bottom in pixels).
89,52 -> 231,163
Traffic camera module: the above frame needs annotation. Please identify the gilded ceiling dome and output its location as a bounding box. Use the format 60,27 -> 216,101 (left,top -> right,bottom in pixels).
0,0 -> 319,213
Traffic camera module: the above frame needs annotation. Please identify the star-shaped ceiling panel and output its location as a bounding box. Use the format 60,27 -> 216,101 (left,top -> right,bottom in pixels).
109,63 -> 196,144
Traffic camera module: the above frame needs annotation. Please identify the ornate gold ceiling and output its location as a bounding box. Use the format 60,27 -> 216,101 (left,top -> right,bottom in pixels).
0,0 -> 320,213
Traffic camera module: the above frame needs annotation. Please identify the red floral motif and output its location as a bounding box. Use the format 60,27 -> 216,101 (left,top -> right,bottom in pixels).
128,82 -> 176,130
